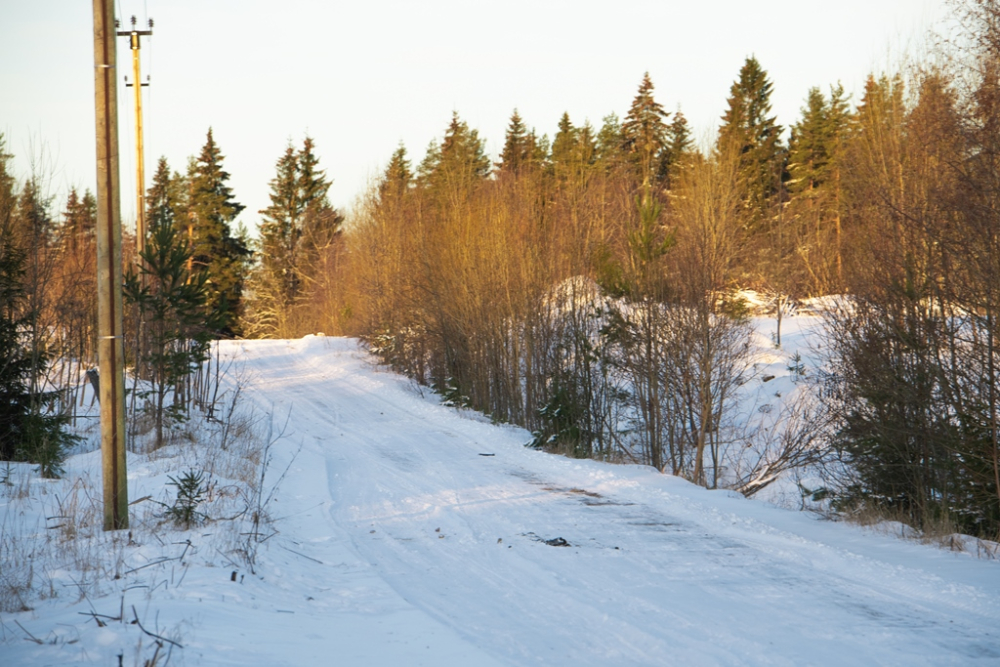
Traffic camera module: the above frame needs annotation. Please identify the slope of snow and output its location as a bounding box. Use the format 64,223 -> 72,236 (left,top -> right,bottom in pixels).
3,334 -> 1000,665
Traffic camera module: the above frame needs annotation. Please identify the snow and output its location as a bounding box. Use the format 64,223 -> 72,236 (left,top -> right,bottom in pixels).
3,332 -> 1000,666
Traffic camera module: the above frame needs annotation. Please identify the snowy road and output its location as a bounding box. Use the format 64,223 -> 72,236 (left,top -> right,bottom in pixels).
234,336 -> 1000,666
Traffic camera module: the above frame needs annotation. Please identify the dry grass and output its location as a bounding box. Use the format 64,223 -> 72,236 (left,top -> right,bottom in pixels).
0,505 -> 42,613
833,501 -> 1000,559
0,390 -> 274,619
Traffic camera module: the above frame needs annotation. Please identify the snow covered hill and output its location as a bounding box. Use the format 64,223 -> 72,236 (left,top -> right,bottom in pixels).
3,335 -> 1000,666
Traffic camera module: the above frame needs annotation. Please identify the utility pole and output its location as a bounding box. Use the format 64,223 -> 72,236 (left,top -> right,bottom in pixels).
92,0 -> 128,530
118,16 -> 152,262
117,16 -> 153,381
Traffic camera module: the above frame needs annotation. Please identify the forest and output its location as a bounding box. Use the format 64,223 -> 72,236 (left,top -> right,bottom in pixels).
2,0 -> 1000,540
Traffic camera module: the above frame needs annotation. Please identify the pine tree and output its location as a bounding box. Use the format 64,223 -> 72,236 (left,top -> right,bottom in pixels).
718,56 -> 784,226
187,129 -> 249,336
622,72 -> 670,193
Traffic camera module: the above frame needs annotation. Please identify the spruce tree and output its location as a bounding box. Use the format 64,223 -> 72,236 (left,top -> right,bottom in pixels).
576,122 -> 597,171
59,186 -> 99,366
595,113 -> 626,172
441,112 -> 491,179
718,56 -> 784,226
379,144 -> 412,203
187,129 -> 249,336
551,112 -> 577,179
296,136 -> 343,321
498,109 -> 538,175
622,72 -> 670,192
14,178 -> 55,405
125,214 -> 215,449
856,74 -> 906,143
60,187 -> 96,253
551,113 -> 597,186
259,144 -> 301,310
658,109 -> 694,187
15,177 -> 54,249
418,112 -> 491,192
297,136 -> 342,253
0,136 -> 29,463
0,141 -> 74,475
0,135 -> 14,228
787,86 -> 849,195
0,224 -> 32,463
789,89 -> 830,195
788,85 -> 852,284
246,137 -> 341,338
0,231 -> 69,476
146,157 -> 187,233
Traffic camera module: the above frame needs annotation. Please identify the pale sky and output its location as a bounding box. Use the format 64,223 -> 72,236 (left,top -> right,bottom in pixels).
1,0 -> 949,234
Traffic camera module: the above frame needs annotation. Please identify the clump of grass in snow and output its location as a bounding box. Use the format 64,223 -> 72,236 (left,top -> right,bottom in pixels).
0,391 -> 279,621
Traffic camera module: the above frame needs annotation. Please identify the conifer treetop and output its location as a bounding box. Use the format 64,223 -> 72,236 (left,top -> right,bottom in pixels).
622,72 -> 670,192
380,144 -> 412,202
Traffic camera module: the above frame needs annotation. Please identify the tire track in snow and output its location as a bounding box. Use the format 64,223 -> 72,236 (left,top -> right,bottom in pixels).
226,338 -> 1000,667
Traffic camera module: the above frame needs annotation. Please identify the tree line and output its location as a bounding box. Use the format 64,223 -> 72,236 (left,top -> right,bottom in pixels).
2,0 -> 999,539
336,1 -> 1000,538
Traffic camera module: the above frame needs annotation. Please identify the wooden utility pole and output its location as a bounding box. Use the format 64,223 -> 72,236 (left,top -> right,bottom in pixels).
93,0 -> 129,530
118,16 -> 153,258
